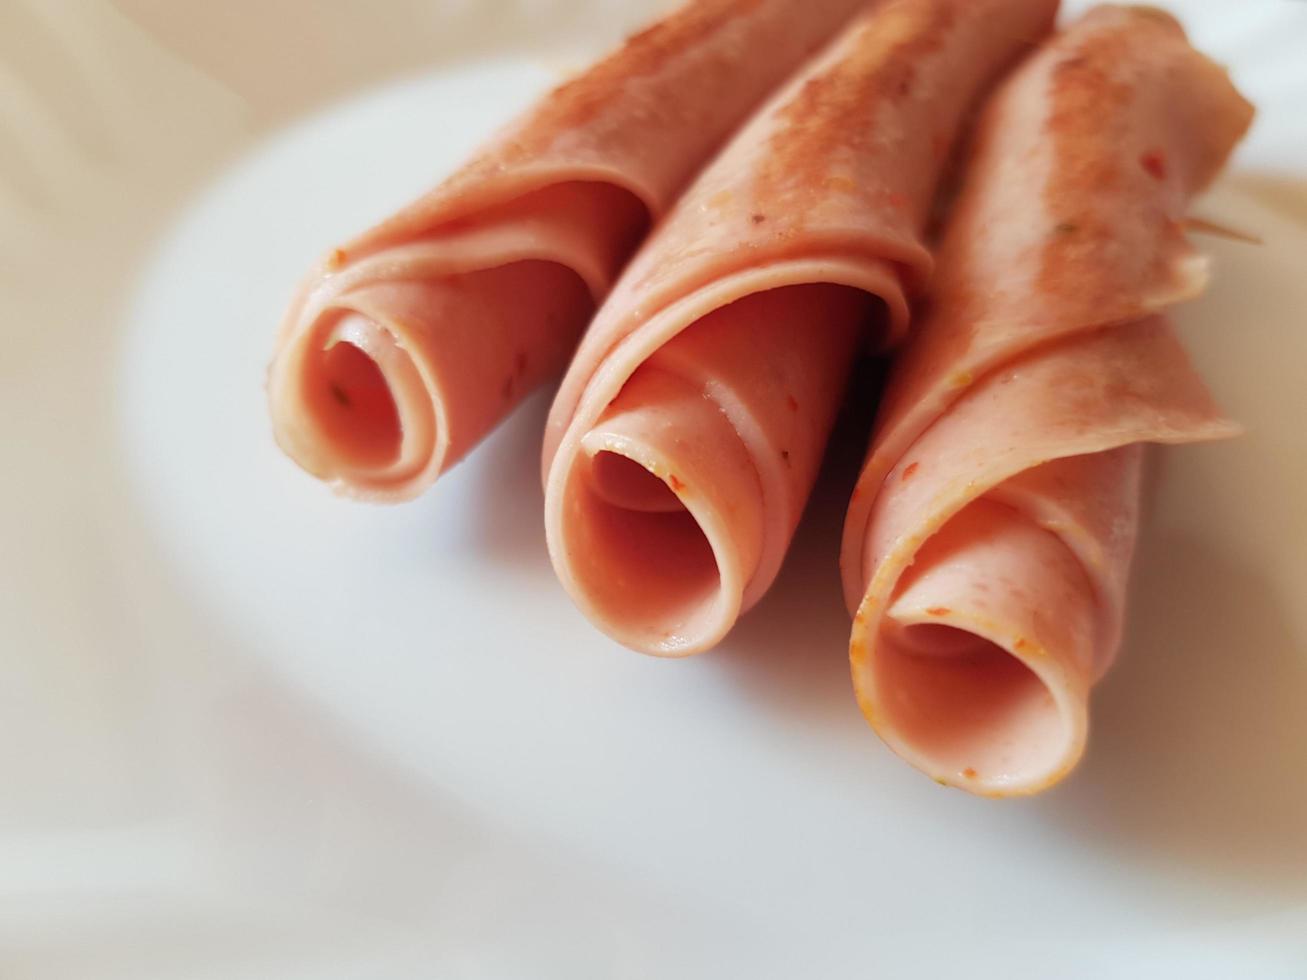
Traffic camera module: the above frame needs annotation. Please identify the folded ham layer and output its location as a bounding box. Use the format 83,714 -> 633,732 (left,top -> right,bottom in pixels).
543,0 -> 1058,655
267,0 -> 871,499
841,5 -> 1254,795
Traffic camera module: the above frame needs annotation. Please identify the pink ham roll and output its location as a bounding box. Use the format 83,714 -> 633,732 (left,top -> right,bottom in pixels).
841,6 -> 1254,796
543,0 -> 1059,655
267,0 -> 871,499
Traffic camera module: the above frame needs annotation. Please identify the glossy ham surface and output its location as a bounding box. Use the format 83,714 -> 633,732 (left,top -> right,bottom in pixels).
268,0 -> 870,499
543,0 -> 1059,654
841,5 -> 1254,796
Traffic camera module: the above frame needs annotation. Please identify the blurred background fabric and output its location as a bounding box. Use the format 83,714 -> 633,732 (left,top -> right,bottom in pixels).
1,4 -> 694,976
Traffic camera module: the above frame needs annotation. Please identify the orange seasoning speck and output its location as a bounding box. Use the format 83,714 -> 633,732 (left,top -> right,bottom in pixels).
902,461 -> 920,481
926,606 -> 950,616
1140,150 -> 1167,180
963,767 -> 977,779
668,474 -> 686,493
1015,638 -> 1031,651
327,248 -> 346,270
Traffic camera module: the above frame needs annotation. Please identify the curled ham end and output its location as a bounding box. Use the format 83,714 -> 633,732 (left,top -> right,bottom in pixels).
842,5 -> 1253,796
857,498 -> 1099,795
549,284 -> 868,654
560,367 -> 765,655
269,254 -> 597,501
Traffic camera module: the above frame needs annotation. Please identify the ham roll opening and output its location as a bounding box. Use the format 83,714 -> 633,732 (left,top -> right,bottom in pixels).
842,6 -> 1253,796
268,0 -> 876,500
544,0 -> 1060,654
557,284 -> 877,653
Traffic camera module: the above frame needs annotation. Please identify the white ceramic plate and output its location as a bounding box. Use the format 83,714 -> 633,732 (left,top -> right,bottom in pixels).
6,1 -> 1307,976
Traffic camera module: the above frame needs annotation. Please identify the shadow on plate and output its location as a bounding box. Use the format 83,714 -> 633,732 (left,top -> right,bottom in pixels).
710,357 -> 882,737
709,458 -> 867,737
1042,520 -> 1307,901
460,388 -> 554,575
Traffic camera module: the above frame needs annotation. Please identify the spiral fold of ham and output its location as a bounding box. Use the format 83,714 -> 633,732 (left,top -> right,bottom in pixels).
544,0 -> 1059,655
841,6 -> 1254,796
267,0 -> 873,500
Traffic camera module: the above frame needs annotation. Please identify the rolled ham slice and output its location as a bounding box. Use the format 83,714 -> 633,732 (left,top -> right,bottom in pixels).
267,0 -> 871,499
841,6 -> 1254,796
543,0 -> 1059,655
